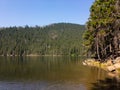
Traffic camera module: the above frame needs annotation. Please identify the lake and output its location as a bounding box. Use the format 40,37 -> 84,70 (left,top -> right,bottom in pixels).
0,56 -> 115,90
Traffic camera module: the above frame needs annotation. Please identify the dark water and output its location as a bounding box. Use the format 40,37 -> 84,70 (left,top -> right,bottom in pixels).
0,56 -> 115,90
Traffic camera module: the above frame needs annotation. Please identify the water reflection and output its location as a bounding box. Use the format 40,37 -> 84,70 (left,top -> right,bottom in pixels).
0,56 -> 109,90
91,78 -> 120,90
0,56 -> 85,81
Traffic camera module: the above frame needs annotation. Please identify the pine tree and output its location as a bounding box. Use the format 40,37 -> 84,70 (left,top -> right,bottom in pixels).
83,0 -> 120,60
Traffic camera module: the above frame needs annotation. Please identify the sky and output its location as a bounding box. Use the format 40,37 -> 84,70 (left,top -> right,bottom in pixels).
0,0 -> 94,27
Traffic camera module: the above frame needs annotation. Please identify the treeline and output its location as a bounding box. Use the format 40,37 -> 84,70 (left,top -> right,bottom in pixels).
0,23 -> 85,56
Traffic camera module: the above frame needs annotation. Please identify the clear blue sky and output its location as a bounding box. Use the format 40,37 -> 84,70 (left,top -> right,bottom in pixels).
0,0 -> 94,27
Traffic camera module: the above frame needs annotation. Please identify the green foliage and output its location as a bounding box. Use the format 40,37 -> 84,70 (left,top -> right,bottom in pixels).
0,23 -> 85,56
83,0 -> 120,60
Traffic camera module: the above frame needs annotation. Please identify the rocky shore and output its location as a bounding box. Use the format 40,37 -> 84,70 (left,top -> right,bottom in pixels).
83,57 -> 120,78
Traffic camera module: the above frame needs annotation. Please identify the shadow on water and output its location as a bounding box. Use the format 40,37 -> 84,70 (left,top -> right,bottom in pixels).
91,78 -> 120,90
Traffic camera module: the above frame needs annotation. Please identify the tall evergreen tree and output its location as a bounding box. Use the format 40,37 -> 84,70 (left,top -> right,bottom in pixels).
83,0 -> 120,60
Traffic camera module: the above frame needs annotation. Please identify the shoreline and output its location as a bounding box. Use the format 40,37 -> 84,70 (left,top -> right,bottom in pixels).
83,58 -> 120,79
0,54 -> 64,56
0,54 -> 81,57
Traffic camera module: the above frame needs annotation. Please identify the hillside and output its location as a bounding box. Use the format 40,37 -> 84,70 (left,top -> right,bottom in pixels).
0,23 -> 85,56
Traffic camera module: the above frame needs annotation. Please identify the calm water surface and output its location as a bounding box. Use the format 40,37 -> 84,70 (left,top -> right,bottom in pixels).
0,56 -> 111,90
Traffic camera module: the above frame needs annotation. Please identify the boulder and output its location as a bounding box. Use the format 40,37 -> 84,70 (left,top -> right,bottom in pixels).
114,57 -> 120,63
107,66 -> 116,72
114,63 -> 120,69
82,62 -> 87,66
115,57 -> 120,60
106,60 -> 113,66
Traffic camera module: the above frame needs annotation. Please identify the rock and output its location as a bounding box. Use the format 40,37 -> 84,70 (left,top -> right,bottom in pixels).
114,63 -> 120,69
114,57 -> 120,63
115,57 -> 120,60
82,62 -> 87,66
108,72 -> 118,77
106,60 -> 113,66
83,59 -> 95,66
86,62 -> 91,66
107,66 -> 116,72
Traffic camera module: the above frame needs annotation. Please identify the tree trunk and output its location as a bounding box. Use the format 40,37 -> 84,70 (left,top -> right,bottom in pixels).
96,35 -> 101,60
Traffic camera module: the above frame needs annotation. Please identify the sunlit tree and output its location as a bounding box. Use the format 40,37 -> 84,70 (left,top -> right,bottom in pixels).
83,0 -> 120,60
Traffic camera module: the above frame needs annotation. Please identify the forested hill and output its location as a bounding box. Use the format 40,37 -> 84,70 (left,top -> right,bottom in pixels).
0,23 -> 85,56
